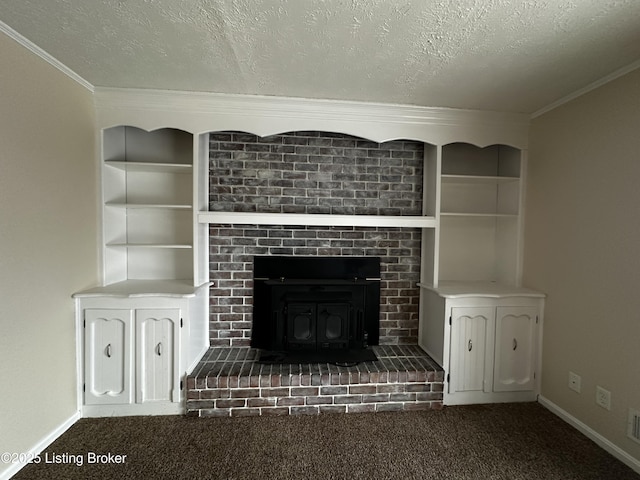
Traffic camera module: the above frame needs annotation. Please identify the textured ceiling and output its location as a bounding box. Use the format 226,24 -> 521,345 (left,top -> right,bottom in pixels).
1,0 -> 639,114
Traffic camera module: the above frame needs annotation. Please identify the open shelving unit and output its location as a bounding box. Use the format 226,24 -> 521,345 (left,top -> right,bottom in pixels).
101,126 -> 196,286
422,142 -> 525,288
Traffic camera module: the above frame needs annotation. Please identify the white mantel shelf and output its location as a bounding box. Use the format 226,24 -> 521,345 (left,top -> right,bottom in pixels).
198,211 -> 437,228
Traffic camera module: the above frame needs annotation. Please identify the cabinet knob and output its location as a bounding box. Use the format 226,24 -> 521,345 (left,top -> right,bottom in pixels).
106,344 -> 112,358
513,338 -> 518,351
156,342 -> 162,356
468,339 -> 472,352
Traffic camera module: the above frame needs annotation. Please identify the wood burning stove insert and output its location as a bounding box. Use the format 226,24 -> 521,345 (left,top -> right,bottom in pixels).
251,256 -> 380,364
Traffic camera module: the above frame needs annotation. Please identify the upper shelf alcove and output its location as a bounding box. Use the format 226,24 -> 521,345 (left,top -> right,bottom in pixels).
433,142 -> 526,287
101,126 -> 196,286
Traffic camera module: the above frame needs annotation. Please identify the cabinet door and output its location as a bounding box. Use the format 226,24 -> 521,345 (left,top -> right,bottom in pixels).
449,307 -> 494,393
493,306 -> 538,392
84,309 -> 133,405
136,309 -> 181,403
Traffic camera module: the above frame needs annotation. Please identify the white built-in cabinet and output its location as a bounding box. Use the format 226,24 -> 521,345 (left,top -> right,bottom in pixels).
423,292 -> 544,405
77,288 -> 208,417
74,125 -> 210,417
74,89 -> 541,414
419,143 -> 544,405
84,307 -> 180,408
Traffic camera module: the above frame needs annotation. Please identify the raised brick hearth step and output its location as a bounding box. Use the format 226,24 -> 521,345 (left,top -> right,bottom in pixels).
186,345 -> 444,417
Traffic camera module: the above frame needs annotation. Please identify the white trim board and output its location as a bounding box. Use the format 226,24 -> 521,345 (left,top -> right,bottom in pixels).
93,87 -> 531,148
0,412 -> 80,480
538,395 -> 640,475
93,87 -> 530,130
199,211 -> 437,229
0,20 -> 94,92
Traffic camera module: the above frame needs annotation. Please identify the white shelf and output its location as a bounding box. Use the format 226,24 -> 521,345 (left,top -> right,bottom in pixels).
441,174 -> 519,184
440,212 -> 518,218
106,243 -> 193,249
106,203 -> 192,209
105,160 -> 192,173
198,211 -> 437,228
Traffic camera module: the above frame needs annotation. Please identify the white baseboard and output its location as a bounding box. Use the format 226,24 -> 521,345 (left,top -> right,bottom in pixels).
538,395 -> 640,474
0,411 -> 80,480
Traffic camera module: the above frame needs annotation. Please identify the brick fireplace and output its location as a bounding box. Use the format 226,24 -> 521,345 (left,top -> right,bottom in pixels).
186,131 -> 444,416
208,131 -> 424,347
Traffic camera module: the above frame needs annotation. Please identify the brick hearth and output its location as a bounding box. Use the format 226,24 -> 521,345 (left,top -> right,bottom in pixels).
186,345 -> 444,417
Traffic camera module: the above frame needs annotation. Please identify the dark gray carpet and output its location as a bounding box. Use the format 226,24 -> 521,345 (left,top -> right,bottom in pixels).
13,403 -> 640,480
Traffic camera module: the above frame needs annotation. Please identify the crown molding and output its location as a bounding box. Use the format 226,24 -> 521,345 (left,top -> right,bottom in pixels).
531,59 -> 640,119
0,20 -> 94,92
94,87 -> 529,126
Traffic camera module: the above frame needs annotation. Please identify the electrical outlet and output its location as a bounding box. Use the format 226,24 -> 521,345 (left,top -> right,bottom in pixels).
568,371 -> 581,393
596,386 -> 611,410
